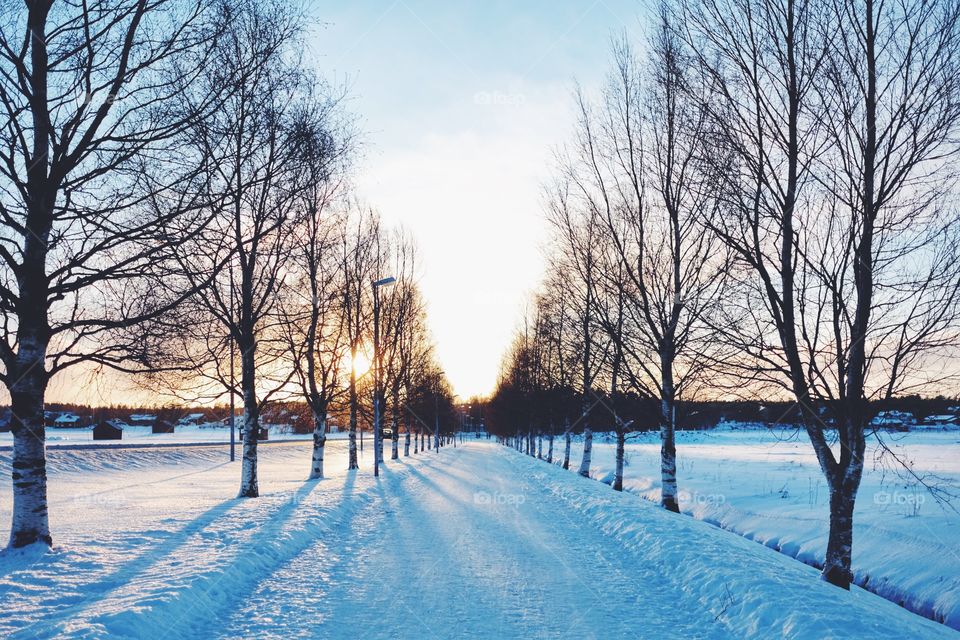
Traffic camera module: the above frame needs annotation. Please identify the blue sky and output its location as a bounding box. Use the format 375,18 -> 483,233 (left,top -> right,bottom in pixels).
303,0 -> 651,398
47,0 -> 651,405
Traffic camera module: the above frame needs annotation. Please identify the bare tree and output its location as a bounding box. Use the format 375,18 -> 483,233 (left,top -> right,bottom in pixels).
683,0 -> 960,588
150,0 -> 310,498
378,235 -> 426,460
341,207 -> 378,470
567,26 -> 728,510
0,0 -> 226,547
280,94 -> 353,480
545,180 -> 605,478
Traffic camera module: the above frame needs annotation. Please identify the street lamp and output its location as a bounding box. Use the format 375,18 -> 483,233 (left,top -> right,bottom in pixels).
372,275 -> 396,477
229,262 -> 236,462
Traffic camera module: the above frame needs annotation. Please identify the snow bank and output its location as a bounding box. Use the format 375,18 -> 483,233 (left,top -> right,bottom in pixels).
508,446 -> 956,639
557,429 -> 960,630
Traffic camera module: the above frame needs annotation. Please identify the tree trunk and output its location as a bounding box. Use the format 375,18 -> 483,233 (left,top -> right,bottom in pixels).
613,429 -> 625,492
238,332 -> 259,498
386,391 -> 398,461
348,363 -> 359,470
537,434 -> 542,459
9,356 -> 52,547
822,420 -> 866,588
660,417 -> 678,511
547,433 -> 554,464
660,354 -> 679,512
404,422 -> 411,457
308,409 -> 328,479
8,7 -> 55,550
563,428 -> 571,470
9,187 -> 55,546
823,473 -> 858,588
578,427 -> 592,478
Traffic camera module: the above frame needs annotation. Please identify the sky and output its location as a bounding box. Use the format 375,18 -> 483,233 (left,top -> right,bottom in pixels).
41,0 -> 651,406
306,0 -> 650,400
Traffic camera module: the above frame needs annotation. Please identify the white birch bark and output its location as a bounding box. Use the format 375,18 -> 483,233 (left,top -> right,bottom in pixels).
308,412 -> 327,480
8,331 -> 52,547
578,427 -> 592,477
614,429 -> 625,492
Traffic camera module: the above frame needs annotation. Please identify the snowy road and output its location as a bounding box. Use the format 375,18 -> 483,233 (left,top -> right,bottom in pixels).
221,444 -> 730,639
0,440 -> 954,638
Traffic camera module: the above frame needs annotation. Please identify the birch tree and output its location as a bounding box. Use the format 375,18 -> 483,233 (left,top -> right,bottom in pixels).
567,25 -> 728,510
341,208 -> 377,470
545,182 -> 604,478
0,0 -> 225,547
151,0 -> 309,497
684,0 -> 960,587
281,96 -> 353,479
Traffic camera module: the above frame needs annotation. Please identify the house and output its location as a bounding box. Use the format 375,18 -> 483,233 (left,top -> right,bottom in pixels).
239,427 -> 269,441
128,414 -> 157,427
917,414 -> 956,430
93,420 -> 123,440
52,413 -> 83,428
152,420 -> 176,434
871,410 -> 915,431
177,413 -> 206,427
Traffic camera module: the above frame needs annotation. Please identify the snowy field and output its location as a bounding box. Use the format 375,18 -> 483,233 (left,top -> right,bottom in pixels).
0,439 -> 955,638
559,427 -> 960,630
0,425 -> 328,447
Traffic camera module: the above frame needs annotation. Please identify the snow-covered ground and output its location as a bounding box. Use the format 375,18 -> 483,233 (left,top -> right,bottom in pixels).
0,425 -> 334,447
555,427 -> 960,630
0,439 -> 954,638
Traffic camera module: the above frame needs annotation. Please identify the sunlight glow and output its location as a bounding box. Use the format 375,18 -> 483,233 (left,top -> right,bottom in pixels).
350,353 -> 371,378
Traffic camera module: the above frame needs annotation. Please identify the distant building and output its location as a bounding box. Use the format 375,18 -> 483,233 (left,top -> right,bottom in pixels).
871,411 -> 915,431
129,414 -> 157,426
52,413 -> 83,428
918,414 -> 956,430
239,427 -> 269,441
152,420 -> 176,434
177,413 -> 206,427
93,420 -> 123,440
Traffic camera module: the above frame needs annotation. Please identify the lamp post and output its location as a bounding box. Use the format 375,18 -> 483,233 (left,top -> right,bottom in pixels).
372,275 -> 396,478
229,262 -> 236,462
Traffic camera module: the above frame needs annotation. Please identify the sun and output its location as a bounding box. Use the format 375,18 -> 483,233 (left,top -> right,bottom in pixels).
349,352 -> 371,377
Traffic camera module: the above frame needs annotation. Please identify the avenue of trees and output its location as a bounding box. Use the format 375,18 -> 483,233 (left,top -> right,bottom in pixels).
491,0 -> 960,591
0,0 -> 454,549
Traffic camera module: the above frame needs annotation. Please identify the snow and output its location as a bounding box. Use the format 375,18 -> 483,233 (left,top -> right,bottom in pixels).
559,427 -> 960,630
0,425 -> 329,447
0,438 -> 954,638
